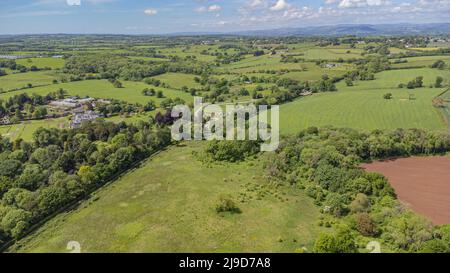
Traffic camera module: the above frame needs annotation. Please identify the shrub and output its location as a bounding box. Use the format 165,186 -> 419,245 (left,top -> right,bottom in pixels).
215,195 -> 241,214
205,140 -> 260,162
314,227 -> 358,253
355,213 -> 378,236
349,193 -> 370,213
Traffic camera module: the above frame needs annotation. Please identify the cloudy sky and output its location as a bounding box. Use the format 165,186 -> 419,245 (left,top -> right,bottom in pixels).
0,0 -> 449,34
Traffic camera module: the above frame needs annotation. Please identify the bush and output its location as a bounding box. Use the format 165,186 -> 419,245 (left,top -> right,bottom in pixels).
349,193 -> 370,213
355,213 -> 378,236
205,140 -> 260,162
314,227 -> 358,253
215,195 -> 241,214
383,93 -> 393,100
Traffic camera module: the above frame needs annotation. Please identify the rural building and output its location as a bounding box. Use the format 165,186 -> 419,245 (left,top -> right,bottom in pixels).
49,97 -> 95,109
70,110 -> 100,128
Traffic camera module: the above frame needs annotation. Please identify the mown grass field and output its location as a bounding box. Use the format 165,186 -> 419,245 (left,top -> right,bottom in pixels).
0,117 -> 68,141
302,48 -> 362,60
9,142 -> 322,253
16,57 -> 65,69
0,113 -> 156,142
0,71 -> 57,91
0,79 -> 193,105
276,68 -> 449,135
152,72 -> 202,89
278,87 -> 445,135
391,55 -> 450,68
337,68 -> 450,90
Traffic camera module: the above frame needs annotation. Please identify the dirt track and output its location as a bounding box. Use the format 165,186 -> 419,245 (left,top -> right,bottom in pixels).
362,156 -> 450,225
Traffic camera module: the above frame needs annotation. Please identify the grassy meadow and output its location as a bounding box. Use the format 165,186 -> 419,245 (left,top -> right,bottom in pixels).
152,72 -> 202,89
0,79 -> 193,105
276,68 -> 449,135
0,71 -> 57,91
16,57 -> 65,69
10,142 -> 322,253
0,117 -> 69,141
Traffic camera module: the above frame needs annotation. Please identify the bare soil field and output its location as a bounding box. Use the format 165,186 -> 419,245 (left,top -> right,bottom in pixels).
363,156 -> 450,225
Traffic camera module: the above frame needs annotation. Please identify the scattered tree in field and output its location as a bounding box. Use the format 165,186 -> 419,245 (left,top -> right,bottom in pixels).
435,76 -> 444,88
345,78 -> 354,86
406,76 -> 424,89
113,80 -> 123,88
383,93 -> 393,100
142,88 -> 156,96
431,60 -> 445,70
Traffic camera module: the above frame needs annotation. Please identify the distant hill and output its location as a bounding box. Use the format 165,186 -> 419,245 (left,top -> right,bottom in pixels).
232,23 -> 450,37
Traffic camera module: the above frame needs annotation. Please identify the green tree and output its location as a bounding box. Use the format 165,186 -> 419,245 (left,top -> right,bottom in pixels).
0,207 -> 31,238
383,93 -> 393,99
435,76 -> 444,88
314,227 -> 358,253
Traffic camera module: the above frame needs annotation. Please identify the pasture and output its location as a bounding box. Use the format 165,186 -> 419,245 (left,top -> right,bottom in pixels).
336,68 -> 450,90
9,142 -> 322,253
0,117 -> 68,141
391,55 -> 450,68
0,71 -> 57,91
277,68 -> 449,135
16,57 -> 65,69
302,48 -> 362,60
151,72 -> 202,89
0,79 -> 194,105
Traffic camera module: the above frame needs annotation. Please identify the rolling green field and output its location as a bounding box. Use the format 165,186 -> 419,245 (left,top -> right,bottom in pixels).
277,68 -> 449,135
0,71 -> 57,91
0,117 -> 69,141
9,142 -> 322,253
16,57 -> 65,69
391,55 -> 450,68
337,68 -> 450,90
152,72 -> 202,89
0,113 -> 156,142
302,48 -> 362,60
0,79 -> 193,105
278,87 -> 445,134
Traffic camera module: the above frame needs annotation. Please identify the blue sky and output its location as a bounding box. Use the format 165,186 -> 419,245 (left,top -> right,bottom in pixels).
1,0 -> 450,34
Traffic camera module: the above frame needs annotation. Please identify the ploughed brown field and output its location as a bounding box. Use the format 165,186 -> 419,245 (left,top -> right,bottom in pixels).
362,156 -> 450,225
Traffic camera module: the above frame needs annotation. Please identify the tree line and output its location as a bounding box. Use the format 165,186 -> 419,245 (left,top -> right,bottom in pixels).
0,120 -> 172,247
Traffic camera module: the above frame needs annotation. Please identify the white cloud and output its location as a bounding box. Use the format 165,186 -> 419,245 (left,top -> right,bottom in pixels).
270,0 -> 289,11
250,0 -> 265,7
66,0 -> 81,6
338,0 -> 390,8
208,5 -> 222,12
196,5 -> 222,13
144,8 -> 158,15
